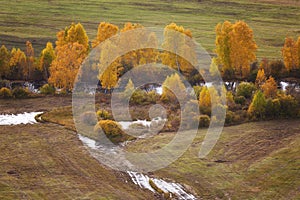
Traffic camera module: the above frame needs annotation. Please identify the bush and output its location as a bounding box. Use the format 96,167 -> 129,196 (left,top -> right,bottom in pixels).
96,109 -> 112,120
94,120 -> 133,144
198,115 -> 210,127
130,89 -> 148,105
265,98 -> 281,118
12,87 -> 30,98
236,82 -> 256,99
278,93 -> 298,117
225,111 -> 235,124
234,95 -> 246,105
80,111 -> 97,125
0,87 -> 12,99
40,84 -> 55,95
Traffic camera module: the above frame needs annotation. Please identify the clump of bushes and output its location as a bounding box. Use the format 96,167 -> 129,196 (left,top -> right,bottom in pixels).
234,95 -> 246,105
96,109 -> 112,120
40,84 -> 55,95
130,89 -> 160,105
198,115 -> 211,128
236,82 -> 256,99
80,111 -> 97,125
94,120 -> 134,144
12,87 -> 30,98
0,87 -> 12,98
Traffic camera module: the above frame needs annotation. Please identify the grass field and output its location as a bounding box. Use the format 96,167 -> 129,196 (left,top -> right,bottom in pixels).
0,0 -> 299,58
126,120 -> 300,199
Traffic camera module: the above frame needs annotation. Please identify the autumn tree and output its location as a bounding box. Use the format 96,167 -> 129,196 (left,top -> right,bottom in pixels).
9,48 -> 26,80
39,42 -> 55,80
199,86 -> 211,108
65,23 -> 89,51
98,40 -> 119,92
261,76 -> 277,99
92,22 -> 119,48
215,21 -> 257,79
49,22 -> 89,91
49,42 -> 86,91
161,73 -> 186,103
25,41 -> 35,80
123,78 -> 135,99
260,58 -> 271,76
255,69 -> 266,87
282,37 -> 299,71
161,23 -> 195,77
0,45 -> 10,79
248,90 -> 266,119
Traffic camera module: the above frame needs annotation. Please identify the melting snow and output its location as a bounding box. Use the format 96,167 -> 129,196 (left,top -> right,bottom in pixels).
127,171 -> 197,200
0,112 -> 43,125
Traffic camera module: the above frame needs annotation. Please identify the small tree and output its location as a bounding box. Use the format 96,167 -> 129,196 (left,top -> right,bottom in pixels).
248,90 -> 266,119
261,76 -> 277,98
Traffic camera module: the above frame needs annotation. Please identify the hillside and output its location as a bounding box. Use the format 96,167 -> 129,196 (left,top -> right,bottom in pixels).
0,0 -> 299,58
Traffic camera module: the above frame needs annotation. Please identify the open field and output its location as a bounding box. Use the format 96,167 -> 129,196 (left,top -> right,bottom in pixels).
3,97 -> 297,199
127,120 -> 300,199
0,123 -> 157,199
0,0 -> 299,58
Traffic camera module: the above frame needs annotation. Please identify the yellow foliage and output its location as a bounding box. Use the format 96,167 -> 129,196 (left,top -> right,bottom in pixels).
215,21 -> 257,79
282,37 -> 299,71
48,42 -> 86,91
255,69 -> 266,87
261,76 -> 277,99
92,22 -> 119,48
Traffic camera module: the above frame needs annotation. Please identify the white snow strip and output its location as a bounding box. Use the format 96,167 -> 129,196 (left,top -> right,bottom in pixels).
119,117 -> 166,130
127,171 -> 197,200
0,112 -> 43,126
78,134 -> 97,150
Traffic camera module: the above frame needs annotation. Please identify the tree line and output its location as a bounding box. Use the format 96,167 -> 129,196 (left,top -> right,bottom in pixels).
0,21 -> 299,92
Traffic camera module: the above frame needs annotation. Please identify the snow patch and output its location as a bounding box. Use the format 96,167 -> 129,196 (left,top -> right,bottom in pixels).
127,171 -> 197,200
0,112 -> 43,126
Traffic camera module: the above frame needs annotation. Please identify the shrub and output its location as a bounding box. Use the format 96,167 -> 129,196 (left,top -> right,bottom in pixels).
248,90 -> 267,119
198,115 -> 210,127
236,82 -> 256,99
130,89 -> 148,105
0,87 -> 12,98
225,111 -> 235,124
278,93 -> 298,117
40,84 -> 55,95
96,109 -> 112,120
265,98 -> 281,118
94,120 -> 133,144
234,95 -> 246,105
12,87 -> 30,98
80,111 -> 97,125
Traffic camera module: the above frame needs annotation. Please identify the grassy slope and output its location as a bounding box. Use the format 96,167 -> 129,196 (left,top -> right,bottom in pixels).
126,120 -> 300,199
0,0 -> 299,58
37,102 -> 300,199
0,123 -> 157,199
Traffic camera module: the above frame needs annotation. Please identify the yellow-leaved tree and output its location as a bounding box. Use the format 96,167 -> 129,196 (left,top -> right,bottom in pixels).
98,40 -> 120,92
39,42 -> 55,80
9,48 -> 26,80
215,21 -> 257,79
161,23 -> 195,77
261,76 -> 277,99
49,42 -> 86,91
92,22 -> 119,48
0,45 -> 10,79
25,41 -> 35,80
49,22 -> 89,91
282,36 -> 299,71
161,73 -> 186,103
255,69 -> 266,87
